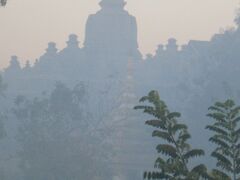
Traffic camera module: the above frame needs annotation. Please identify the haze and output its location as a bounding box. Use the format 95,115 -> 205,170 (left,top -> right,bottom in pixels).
0,0 -> 238,68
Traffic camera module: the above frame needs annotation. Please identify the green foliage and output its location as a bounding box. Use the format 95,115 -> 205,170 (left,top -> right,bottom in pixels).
0,0 -> 7,7
13,83 -> 110,180
0,75 -> 7,139
135,91 -> 207,180
0,76 -> 7,96
207,99 -> 240,180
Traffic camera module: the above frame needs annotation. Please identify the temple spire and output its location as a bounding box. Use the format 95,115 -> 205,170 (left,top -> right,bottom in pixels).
66,34 -> 79,48
99,0 -> 126,9
46,42 -> 58,55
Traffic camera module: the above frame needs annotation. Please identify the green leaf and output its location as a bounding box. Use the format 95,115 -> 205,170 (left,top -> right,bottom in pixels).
156,144 -> 177,158
152,130 -> 173,143
134,105 -> 157,117
230,106 -> 240,119
143,172 -> 147,179
145,120 -> 166,129
214,122 -> 231,131
236,166 -> 240,173
215,134 -> 232,144
208,106 -> 224,113
184,149 -> 205,160
206,125 -> 228,136
171,124 -> 187,134
154,157 -> 166,169
211,151 -> 232,167
207,113 -> 226,122
167,112 -> 181,119
215,102 -> 227,109
190,164 -> 207,176
224,99 -> 235,108
149,172 -> 173,179
233,117 -> 240,124
234,128 -> 240,136
211,169 -> 231,180
178,132 -> 191,142
216,161 -> 233,172
209,136 -> 230,149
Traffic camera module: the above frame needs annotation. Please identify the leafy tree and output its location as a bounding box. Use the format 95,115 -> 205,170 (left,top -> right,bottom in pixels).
0,0 -> 7,7
14,82 -> 110,180
135,91 -> 207,180
206,100 -> 240,180
0,76 -> 7,97
0,75 -> 7,138
0,75 -> 7,179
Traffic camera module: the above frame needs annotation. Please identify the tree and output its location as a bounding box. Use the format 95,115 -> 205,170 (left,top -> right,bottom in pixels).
0,75 -> 6,139
0,75 -> 7,179
0,76 -> 7,97
14,82 -> 110,180
0,0 -> 7,7
206,100 -> 240,180
135,91 -> 208,180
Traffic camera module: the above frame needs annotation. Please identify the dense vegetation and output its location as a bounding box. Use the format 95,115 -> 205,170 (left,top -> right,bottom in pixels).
136,91 -> 240,180
12,83 -> 111,180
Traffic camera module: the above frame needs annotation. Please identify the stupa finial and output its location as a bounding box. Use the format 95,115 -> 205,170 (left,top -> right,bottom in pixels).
99,0 -> 126,8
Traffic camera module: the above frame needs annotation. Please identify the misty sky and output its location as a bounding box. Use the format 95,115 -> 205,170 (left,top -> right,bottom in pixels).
0,0 -> 239,68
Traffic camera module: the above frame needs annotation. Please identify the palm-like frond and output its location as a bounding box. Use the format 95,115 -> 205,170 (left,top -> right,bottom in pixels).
156,144 -> 177,158
189,164 -> 208,178
135,91 -> 206,180
207,113 -> 226,122
211,169 -> 231,180
153,130 -> 173,143
178,132 -> 191,143
145,120 -> 167,129
209,136 -> 230,149
184,149 -> 205,160
206,125 -> 228,136
171,123 -> 187,134
207,99 -> 240,180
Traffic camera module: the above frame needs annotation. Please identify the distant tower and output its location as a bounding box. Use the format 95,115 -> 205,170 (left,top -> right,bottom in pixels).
59,34 -> 82,57
58,34 -> 84,82
166,38 -> 178,53
45,42 -> 58,57
66,34 -> 80,49
24,60 -> 31,69
84,0 -> 142,65
84,0 -> 141,57
155,44 -> 165,57
37,42 -> 58,68
4,56 -> 21,74
4,56 -> 22,90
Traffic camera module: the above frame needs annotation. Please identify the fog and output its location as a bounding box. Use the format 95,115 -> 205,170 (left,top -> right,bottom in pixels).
0,0 -> 240,179
0,0 -> 238,68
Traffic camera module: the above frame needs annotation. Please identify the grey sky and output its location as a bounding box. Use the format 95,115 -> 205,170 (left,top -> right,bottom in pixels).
0,0 -> 239,68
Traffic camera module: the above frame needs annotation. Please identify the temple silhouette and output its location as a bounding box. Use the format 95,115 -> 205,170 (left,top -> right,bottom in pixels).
2,0 -> 240,179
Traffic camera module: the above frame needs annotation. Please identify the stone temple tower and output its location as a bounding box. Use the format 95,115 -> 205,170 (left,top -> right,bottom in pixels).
84,0 -> 142,80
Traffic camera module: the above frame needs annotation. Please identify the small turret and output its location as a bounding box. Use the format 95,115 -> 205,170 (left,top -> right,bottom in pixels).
24,60 -> 31,70
166,38 -> 178,53
66,34 -> 80,49
145,53 -> 153,61
4,56 -> 21,76
46,42 -> 58,55
9,56 -> 21,70
155,44 -> 165,57
99,0 -> 126,9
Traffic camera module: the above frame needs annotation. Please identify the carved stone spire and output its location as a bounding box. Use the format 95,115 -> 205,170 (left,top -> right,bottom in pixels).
46,42 -> 58,55
99,0 -> 126,9
66,34 -> 79,49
